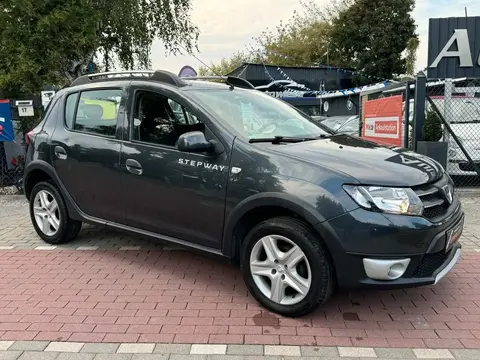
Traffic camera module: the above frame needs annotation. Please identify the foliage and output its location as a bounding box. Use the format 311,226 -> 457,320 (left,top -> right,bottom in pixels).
0,0 -> 199,96
0,0 -> 99,97
94,0 -> 199,71
248,0 -> 353,67
405,37 -> 420,75
328,0 -> 417,80
199,51 -> 253,76
422,108 -> 443,142
204,0 -> 417,83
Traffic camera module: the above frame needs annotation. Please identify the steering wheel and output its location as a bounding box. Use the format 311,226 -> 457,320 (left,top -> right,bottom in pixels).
256,118 -> 296,134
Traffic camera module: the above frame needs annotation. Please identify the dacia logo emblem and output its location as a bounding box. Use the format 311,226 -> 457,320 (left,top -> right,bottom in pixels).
442,184 -> 453,204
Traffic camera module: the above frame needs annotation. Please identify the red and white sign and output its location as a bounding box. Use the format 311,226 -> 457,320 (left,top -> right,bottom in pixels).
362,95 -> 403,147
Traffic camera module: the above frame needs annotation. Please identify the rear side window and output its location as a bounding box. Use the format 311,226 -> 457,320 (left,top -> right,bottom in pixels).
65,93 -> 79,128
65,89 -> 122,137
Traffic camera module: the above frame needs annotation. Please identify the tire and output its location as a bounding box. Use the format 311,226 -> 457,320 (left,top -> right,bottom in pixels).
29,181 -> 82,244
240,216 -> 334,317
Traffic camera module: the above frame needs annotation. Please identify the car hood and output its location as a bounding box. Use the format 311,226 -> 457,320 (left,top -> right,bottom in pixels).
269,135 -> 443,187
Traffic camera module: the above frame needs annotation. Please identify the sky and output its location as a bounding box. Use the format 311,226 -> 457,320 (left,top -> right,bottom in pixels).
151,0 -> 480,78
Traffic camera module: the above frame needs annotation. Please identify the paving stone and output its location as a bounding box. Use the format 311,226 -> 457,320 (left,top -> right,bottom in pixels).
375,347 -> 416,358
206,356 -> 245,360
56,354 -> 95,360
9,341 -> 49,351
301,346 -> 339,357
264,346 -> 301,356
131,355 -> 168,360
0,352 -> 22,360
338,346 -> 376,358
169,356 -> 207,360
80,344 -> 119,353
93,355 -> 133,360
0,342 -> 14,351
243,357 -> 287,360
190,345 -> 226,355
412,348 -> 454,359
117,344 -> 155,354
227,345 -> 263,356
18,352 -> 59,360
153,344 -> 191,354
450,349 -> 480,359
45,343 -> 84,353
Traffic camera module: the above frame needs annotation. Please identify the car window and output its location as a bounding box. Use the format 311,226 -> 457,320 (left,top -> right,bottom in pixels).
66,89 -> 122,137
65,93 -> 79,128
189,89 -> 329,140
132,90 -> 205,147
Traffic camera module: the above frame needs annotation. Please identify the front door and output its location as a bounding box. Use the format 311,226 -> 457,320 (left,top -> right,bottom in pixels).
51,88 -> 125,223
120,86 -> 230,249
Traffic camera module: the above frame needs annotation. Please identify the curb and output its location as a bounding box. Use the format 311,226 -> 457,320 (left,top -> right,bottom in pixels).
458,188 -> 480,197
0,195 -> 26,202
0,341 -> 472,359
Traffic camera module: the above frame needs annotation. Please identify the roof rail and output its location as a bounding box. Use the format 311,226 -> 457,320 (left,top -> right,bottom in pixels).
185,76 -> 256,90
70,70 -> 187,87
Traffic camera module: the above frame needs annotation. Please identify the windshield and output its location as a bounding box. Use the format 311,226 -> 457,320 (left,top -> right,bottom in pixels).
189,89 -> 330,139
336,116 -> 359,133
321,116 -> 351,131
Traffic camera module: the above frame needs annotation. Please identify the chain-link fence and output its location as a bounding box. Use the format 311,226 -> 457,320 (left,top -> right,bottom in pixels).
0,99 -> 44,195
426,78 -> 480,187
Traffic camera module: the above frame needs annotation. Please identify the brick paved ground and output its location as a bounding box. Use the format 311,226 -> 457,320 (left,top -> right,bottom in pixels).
0,195 -> 480,357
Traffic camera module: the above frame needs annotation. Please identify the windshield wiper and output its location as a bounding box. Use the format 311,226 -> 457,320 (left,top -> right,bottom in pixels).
249,134 -> 331,144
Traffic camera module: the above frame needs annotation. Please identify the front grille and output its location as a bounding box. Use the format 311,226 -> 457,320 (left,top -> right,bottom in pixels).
412,250 -> 450,278
413,175 -> 451,221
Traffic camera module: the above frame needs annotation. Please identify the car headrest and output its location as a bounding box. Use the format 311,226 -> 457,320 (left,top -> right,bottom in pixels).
81,104 -> 104,120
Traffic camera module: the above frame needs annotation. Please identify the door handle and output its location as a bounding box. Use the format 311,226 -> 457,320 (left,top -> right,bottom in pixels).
54,146 -> 67,160
125,159 -> 143,175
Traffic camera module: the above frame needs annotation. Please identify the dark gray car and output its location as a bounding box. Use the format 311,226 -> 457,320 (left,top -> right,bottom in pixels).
24,70 -> 463,317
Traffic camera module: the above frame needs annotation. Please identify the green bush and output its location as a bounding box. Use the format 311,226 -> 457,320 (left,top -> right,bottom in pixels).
422,108 -> 443,142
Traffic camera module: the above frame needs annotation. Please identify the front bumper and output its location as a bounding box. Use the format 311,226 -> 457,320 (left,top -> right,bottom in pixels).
315,196 -> 464,289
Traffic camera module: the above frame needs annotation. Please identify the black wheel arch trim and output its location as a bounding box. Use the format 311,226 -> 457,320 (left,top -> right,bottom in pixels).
23,160 -> 85,222
222,192 -> 328,259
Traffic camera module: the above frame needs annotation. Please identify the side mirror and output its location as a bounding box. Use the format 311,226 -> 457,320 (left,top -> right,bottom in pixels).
177,131 -> 215,153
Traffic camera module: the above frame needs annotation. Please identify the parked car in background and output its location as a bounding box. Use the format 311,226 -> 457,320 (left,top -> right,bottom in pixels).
430,96 -> 480,176
320,115 -> 360,136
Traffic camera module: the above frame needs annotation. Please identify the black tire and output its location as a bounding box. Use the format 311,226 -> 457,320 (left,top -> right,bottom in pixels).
29,181 -> 82,245
240,216 -> 334,317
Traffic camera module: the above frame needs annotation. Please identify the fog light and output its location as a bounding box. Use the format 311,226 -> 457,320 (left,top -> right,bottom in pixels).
363,258 -> 411,281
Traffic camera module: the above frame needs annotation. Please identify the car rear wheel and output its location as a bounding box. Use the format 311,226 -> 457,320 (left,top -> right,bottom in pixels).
241,217 -> 334,317
29,181 -> 82,244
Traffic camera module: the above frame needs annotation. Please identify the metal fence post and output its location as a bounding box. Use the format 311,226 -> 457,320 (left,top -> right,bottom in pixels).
413,72 -> 427,152
404,82 -> 411,148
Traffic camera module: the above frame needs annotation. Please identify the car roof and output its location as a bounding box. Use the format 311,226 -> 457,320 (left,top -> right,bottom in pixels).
65,70 -> 255,93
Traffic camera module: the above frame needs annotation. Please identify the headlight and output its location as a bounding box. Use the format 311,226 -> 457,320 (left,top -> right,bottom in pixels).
343,185 -> 423,216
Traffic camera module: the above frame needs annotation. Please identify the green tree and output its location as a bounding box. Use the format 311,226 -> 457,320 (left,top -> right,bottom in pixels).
0,0 -> 199,96
198,51 -> 253,76
422,108 -> 443,142
405,37 -> 420,75
328,0 -> 417,80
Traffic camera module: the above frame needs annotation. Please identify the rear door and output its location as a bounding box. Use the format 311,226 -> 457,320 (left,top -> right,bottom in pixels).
50,86 -> 127,223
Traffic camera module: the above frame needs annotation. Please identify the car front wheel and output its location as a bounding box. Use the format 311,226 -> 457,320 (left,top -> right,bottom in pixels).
29,181 -> 82,244
241,217 -> 334,317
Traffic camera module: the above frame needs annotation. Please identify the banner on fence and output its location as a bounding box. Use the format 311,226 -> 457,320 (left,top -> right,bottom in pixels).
0,100 -> 15,142
362,95 -> 403,147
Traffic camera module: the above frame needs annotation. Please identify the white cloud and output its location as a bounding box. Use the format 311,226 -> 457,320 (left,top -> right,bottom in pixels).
151,0 -> 480,77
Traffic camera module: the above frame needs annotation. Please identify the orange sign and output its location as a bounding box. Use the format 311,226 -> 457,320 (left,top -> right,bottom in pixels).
362,95 -> 403,147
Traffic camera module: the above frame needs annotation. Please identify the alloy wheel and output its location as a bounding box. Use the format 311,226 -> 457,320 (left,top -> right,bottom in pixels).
33,190 -> 61,236
249,235 -> 312,305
